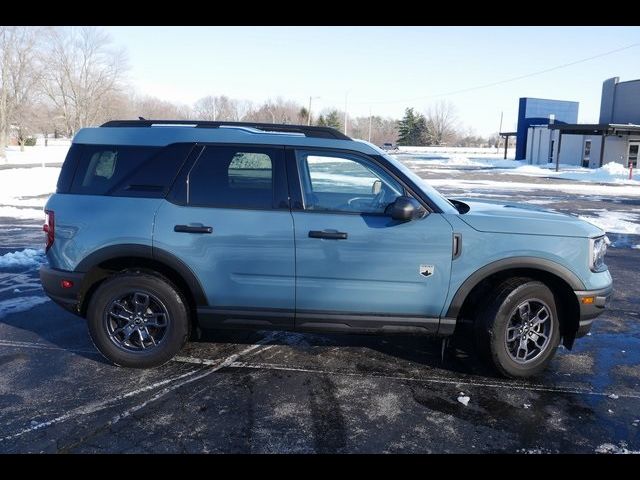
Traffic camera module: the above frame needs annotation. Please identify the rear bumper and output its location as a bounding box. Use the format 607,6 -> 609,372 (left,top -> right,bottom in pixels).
574,285 -> 613,337
39,266 -> 85,316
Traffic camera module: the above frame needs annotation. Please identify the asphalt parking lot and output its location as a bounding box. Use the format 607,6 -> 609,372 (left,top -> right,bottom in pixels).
1,168 -> 639,453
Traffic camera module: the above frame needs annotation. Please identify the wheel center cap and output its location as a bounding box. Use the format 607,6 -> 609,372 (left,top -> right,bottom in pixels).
134,317 -> 143,324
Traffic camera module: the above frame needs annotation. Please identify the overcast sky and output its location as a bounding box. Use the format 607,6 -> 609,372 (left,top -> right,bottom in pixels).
102,26 -> 640,136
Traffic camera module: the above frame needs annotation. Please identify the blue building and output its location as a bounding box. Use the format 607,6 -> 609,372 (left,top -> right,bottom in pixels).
515,98 -> 579,160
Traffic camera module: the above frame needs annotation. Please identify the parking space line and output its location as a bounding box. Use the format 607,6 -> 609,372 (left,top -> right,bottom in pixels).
229,361 -> 640,400
0,337 -> 277,443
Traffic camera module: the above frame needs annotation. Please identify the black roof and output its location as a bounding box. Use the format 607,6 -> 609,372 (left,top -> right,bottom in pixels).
100,120 -> 351,140
548,123 -> 640,135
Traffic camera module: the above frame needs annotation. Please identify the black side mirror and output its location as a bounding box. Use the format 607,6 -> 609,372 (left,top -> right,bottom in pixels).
389,196 -> 424,222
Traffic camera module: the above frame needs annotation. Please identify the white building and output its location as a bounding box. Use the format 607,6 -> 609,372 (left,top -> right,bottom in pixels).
525,77 -> 640,169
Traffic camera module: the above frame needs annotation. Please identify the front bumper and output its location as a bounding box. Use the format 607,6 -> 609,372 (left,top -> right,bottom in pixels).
574,285 -> 613,337
39,266 -> 85,315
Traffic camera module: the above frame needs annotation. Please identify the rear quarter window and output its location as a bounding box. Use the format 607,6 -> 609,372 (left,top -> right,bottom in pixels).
65,144 -> 193,197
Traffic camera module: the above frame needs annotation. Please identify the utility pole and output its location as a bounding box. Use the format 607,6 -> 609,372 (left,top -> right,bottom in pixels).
368,108 -> 373,143
307,96 -> 320,126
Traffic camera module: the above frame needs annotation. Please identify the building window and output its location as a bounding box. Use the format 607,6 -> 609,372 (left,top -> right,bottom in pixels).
628,142 -> 639,168
582,140 -> 592,168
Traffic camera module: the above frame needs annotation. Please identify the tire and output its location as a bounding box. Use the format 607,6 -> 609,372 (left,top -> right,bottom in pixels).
475,278 -> 560,378
87,272 -> 190,368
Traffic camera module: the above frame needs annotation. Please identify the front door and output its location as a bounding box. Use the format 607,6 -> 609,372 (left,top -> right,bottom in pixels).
628,142 -> 639,168
154,144 -> 295,328
289,149 -> 453,333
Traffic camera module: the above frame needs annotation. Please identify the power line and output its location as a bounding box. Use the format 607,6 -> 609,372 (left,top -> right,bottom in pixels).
348,42 -> 640,106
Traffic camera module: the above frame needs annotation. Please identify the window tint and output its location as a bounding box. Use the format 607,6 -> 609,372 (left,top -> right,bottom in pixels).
296,151 -> 403,214
69,145 -> 161,195
188,146 -> 275,209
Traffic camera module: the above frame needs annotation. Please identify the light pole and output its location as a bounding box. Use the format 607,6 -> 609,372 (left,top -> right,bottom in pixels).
308,96 -> 320,126
368,107 -> 373,143
344,90 -> 350,135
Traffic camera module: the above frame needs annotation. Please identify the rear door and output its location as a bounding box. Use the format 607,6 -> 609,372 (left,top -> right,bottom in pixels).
153,144 -> 295,328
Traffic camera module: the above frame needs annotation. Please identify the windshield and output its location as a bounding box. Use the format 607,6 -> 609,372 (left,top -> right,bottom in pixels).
374,148 -> 458,214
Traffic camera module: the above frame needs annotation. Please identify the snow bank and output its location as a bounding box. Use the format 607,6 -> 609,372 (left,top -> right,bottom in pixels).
395,153 -> 523,169
397,146 -> 516,157
505,161 -> 640,185
0,295 -> 49,319
428,177 -> 640,197
0,249 -> 45,269
0,167 -> 59,221
1,144 -> 69,166
0,167 -> 60,202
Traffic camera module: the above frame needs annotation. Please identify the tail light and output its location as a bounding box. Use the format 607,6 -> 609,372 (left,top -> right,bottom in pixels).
43,210 -> 55,252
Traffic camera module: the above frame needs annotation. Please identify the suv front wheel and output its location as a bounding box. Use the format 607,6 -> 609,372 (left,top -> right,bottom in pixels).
476,278 -> 560,378
87,272 -> 190,368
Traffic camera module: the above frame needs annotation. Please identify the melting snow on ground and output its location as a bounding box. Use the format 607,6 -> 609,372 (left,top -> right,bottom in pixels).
0,249 -> 45,268
578,210 -> 640,235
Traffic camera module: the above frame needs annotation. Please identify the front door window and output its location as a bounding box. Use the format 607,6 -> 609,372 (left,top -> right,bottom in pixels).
295,151 -> 403,214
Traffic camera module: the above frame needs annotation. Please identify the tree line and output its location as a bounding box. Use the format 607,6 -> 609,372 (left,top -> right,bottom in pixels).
0,26 -> 499,159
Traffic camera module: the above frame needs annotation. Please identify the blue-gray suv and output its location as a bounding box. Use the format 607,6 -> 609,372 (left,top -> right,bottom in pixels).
40,120 -> 613,377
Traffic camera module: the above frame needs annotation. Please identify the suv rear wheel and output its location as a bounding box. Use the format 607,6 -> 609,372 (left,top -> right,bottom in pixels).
87,272 -> 190,368
475,278 -> 560,378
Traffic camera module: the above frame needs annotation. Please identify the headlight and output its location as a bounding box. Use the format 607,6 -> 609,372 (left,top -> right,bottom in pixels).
590,235 -> 610,272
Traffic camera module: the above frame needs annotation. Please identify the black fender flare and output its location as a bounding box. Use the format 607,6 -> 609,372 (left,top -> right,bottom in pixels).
75,243 -> 208,306
445,256 -> 585,319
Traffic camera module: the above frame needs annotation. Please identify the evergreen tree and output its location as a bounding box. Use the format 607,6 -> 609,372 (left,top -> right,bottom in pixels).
323,110 -> 342,130
397,107 -> 426,146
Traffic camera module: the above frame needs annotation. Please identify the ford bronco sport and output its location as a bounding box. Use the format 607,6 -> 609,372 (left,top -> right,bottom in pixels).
40,120 -> 613,377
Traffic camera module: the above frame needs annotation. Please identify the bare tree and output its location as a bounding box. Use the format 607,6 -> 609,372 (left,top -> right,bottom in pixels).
245,97 -> 302,124
0,26 -> 47,157
349,115 -> 399,145
42,26 -> 128,136
125,94 -> 190,120
424,100 -> 458,146
193,95 -> 255,122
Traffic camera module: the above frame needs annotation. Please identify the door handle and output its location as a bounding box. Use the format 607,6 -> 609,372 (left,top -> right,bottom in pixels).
308,230 -> 348,240
174,224 -> 213,234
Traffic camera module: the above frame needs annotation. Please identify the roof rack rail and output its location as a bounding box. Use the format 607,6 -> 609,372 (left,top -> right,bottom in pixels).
100,119 -> 351,140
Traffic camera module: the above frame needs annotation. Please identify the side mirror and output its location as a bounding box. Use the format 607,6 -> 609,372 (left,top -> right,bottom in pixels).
389,196 -> 424,222
372,179 -> 382,195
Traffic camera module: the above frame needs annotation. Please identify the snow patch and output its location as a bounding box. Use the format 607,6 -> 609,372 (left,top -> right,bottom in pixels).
0,249 -> 45,269
0,296 -> 49,319
457,393 -> 470,406
596,442 -> 640,454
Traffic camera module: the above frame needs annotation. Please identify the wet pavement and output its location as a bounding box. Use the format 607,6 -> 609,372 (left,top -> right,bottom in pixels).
1,165 -> 639,453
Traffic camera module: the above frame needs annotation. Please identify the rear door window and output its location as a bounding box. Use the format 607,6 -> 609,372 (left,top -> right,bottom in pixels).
187,145 -> 280,209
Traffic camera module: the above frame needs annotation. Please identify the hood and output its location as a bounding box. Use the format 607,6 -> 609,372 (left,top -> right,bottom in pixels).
453,199 -> 604,238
